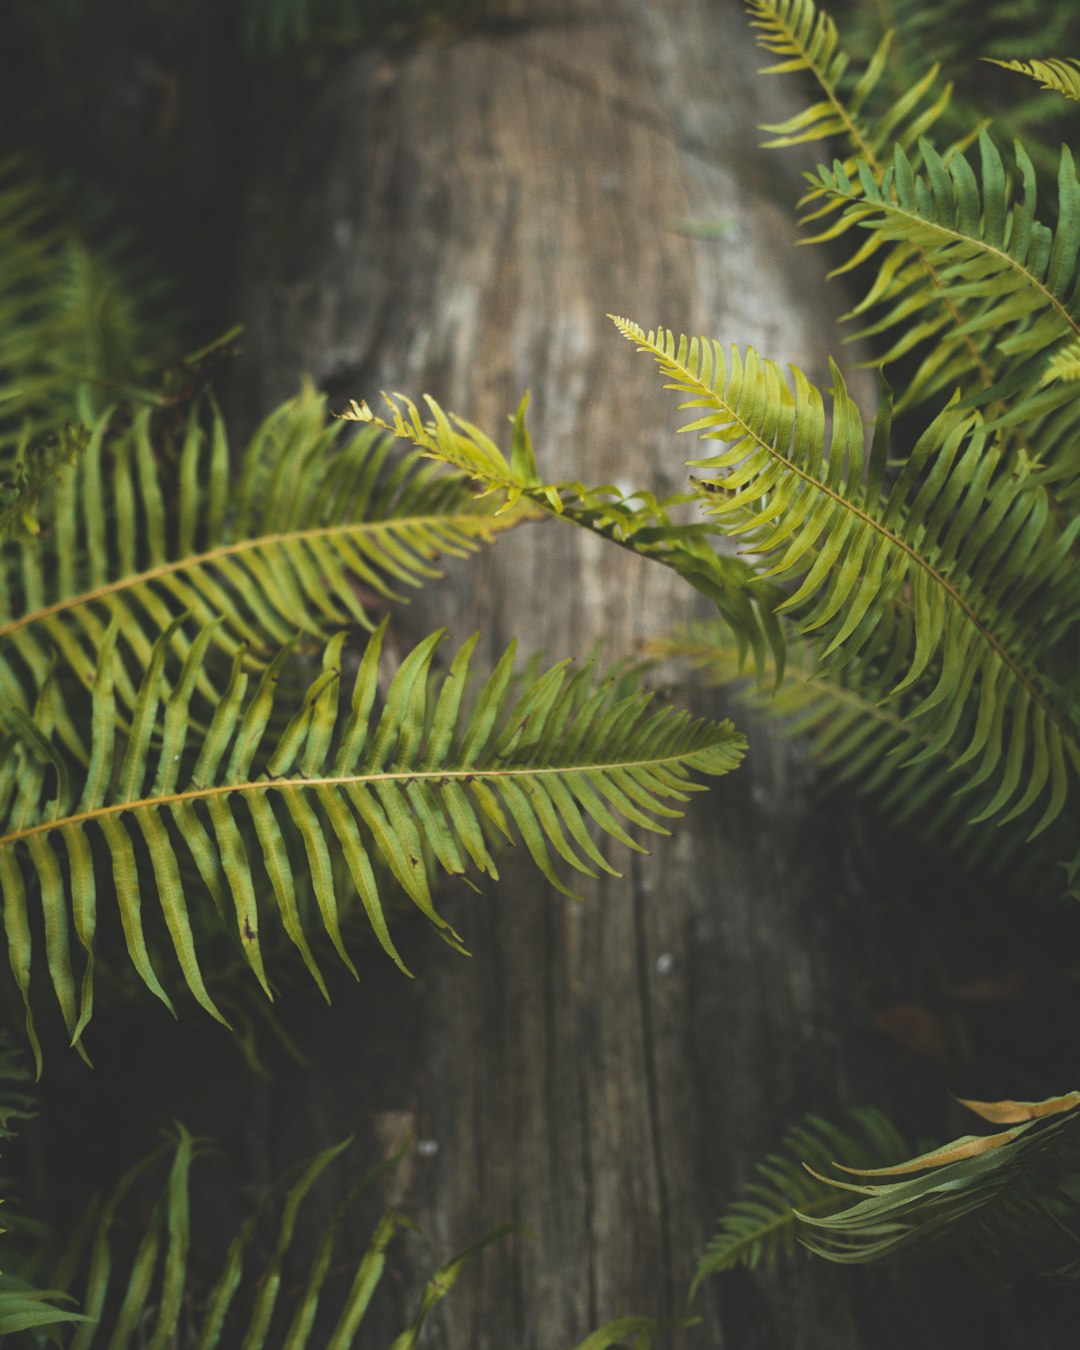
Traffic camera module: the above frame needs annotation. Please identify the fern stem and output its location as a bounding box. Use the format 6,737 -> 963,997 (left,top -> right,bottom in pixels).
0,513 -> 503,644
0,752 -> 716,851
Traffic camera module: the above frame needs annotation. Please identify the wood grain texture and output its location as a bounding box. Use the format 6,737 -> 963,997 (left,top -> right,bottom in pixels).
220,2 -> 1069,1345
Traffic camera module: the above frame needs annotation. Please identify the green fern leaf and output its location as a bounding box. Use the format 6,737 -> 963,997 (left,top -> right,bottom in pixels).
746,0 -> 949,162
612,317 -> 1080,839
693,1109 -> 907,1290
0,385 -> 528,756
0,622 -> 744,1060
986,56 -> 1080,101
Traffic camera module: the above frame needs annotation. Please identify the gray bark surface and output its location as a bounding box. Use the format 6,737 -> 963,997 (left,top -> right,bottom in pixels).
206,2 -> 1068,1346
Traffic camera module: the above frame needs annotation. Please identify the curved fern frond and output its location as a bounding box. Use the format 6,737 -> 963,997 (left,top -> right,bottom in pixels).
692,1108 -> 907,1292
0,621 -> 744,1062
0,385 -> 528,752
613,318 -> 1080,838
745,1 -> 1080,440
649,622 -> 1060,880
800,1091 -> 1080,1281
987,56 -> 1080,101
342,392 -> 787,680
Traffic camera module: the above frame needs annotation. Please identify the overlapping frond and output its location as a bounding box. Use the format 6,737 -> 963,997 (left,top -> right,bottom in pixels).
0,620 -> 744,1064
811,132 -> 1080,432
987,56 -> 1080,101
340,392 -> 786,678
649,622 -> 1060,879
0,385 -> 527,755
613,317 -> 1080,842
0,163 -> 171,462
744,1 -> 1080,435
693,1109 -> 906,1291
19,1129 -> 518,1349
800,1091 -> 1080,1281
746,0 -> 950,166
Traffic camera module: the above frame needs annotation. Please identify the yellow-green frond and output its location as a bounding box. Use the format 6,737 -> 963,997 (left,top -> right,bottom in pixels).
0,624 -> 744,1059
0,386 -> 527,756
613,317 -> 1080,840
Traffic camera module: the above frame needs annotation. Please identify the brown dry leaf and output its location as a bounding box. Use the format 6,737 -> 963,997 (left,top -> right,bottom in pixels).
955,1091 -> 1080,1125
834,1127 -> 1020,1176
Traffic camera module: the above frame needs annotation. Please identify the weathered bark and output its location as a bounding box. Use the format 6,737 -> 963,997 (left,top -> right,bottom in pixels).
214,2 -> 1080,1346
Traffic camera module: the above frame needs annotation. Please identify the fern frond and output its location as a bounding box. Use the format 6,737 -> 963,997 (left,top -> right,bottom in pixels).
343,392 -> 787,679
613,318 -> 1080,840
0,385 -> 527,753
987,56 -> 1080,101
0,621 -> 744,1061
649,622 -> 1058,879
745,2 -> 1080,439
746,0 -> 950,163
812,132 -> 1080,394
693,1108 -> 907,1290
800,1091 -> 1080,1281
31,1129 -> 516,1348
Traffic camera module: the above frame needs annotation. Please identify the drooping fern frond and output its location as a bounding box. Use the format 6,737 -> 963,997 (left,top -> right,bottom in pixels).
0,619 -> 744,1065
799,1091 -> 1080,1282
648,622 -> 1061,880
986,56 -> 1080,101
339,393 -> 787,680
612,318 -> 1080,843
692,1108 -> 907,1292
0,384 -> 529,755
